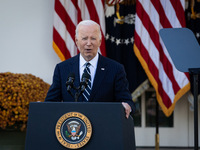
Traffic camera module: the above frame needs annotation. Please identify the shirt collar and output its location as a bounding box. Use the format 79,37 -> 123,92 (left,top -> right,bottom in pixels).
80,53 -> 99,68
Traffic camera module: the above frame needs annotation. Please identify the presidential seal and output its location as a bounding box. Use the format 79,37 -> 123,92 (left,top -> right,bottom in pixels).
55,112 -> 92,149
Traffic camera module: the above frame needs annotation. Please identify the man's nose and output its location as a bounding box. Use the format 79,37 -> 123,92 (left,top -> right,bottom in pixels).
86,39 -> 92,45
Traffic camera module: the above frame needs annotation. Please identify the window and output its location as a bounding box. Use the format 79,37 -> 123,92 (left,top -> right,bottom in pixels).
145,90 -> 173,127
132,96 -> 141,127
133,88 -> 173,127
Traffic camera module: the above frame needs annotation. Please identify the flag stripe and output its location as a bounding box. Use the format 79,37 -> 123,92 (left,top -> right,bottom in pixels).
93,0 -> 105,35
56,0 -> 76,44
72,0 -> 82,22
78,1 -> 90,20
60,0 -> 77,26
54,0 -> 78,57
53,28 -> 71,60
151,0 -> 172,28
85,1 -> 100,24
134,0 -> 190,116
134,27 -> 172,107
160,0 -> 182,28
53,0 -> 106,60
54,11 -> 77,57
170,0 -> 186,27
151,0 -> 190,87
137,1 -> 180,94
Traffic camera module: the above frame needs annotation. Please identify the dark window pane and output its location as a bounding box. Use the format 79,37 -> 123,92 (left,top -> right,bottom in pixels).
145,91 -> 173,127
133,96 -> 141,127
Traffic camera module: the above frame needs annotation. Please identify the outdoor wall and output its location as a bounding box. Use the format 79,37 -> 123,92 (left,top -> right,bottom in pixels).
0,0 -> 60,84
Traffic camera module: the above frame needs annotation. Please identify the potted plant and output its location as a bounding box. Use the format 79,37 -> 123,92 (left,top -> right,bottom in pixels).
0,72 -> 50,149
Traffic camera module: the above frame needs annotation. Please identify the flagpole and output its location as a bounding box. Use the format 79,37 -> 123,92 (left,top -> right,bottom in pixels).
155,99 -> 159,150
189,69 -> 200,150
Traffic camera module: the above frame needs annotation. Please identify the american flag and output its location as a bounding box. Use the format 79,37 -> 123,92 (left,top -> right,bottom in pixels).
134,0 -> 190,117
53,0 -> 106,61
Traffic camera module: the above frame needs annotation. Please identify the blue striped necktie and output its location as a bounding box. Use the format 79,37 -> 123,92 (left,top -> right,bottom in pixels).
82,62 -> 91,101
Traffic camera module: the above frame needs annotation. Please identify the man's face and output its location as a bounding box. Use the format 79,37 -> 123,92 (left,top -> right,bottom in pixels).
75,24 -> 102,61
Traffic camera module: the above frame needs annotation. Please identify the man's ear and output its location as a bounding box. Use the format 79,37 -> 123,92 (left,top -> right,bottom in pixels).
75,37 -> 78,46
99,39 -> 102,47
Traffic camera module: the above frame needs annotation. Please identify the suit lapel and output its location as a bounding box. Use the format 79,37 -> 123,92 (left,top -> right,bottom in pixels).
70,54 -> 80,87
69,54 -> 83,101
90,55 -> 107,101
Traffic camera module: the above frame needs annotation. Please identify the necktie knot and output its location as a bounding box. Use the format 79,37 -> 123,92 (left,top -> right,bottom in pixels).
85,62 -> 90,68
84,62 -> 91,76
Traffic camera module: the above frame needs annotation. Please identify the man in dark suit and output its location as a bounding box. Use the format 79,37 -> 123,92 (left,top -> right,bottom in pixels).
45,20 -> 135,118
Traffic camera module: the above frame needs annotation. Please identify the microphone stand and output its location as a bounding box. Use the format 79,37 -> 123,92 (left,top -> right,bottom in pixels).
74,90 -> 82,102
66,72 -> 89,102
66,84 -> 86,102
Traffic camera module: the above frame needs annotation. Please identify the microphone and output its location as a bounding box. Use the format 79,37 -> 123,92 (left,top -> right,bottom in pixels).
66,73 -> 75,91
80,72 -> 90,92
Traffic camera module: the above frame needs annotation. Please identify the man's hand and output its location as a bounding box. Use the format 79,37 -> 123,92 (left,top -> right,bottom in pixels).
122,102 -> 131,119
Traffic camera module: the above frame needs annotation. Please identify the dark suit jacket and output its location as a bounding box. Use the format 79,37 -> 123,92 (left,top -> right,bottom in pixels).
45,54 -> 135,111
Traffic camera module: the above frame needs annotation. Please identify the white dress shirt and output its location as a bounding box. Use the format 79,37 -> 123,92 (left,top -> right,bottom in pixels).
79,53 -> 99,88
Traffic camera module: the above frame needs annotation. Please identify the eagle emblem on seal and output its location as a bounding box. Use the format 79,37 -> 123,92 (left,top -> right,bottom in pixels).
65,121 -> 83,140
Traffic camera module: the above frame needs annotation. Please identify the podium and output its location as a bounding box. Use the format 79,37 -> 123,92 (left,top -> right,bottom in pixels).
25,102 -> 136,150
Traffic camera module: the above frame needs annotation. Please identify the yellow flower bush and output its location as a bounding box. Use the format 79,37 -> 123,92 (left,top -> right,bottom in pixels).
0,72 -> 50,131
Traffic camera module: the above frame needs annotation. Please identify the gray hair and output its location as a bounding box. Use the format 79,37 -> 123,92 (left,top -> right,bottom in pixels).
75,20 -> 102,40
